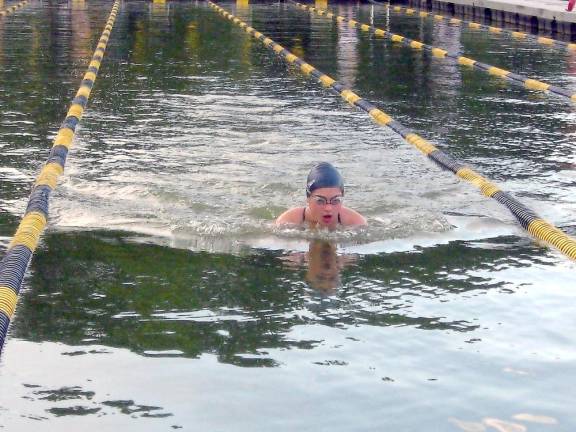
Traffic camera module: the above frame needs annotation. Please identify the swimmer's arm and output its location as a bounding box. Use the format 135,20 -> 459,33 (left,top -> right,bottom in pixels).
341,207 -> 367,226
275,207 -> 304,225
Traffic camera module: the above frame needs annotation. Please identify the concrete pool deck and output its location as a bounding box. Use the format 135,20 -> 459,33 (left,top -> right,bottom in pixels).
408,0 -> 576,36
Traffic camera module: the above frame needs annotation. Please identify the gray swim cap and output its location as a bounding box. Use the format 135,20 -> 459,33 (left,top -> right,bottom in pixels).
306,162 -> 344,197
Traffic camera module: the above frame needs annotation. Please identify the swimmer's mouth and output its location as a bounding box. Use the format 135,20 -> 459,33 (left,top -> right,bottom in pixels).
322,215 -> 333,223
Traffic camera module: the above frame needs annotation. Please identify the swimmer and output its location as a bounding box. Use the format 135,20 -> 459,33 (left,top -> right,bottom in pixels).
276,162 -> 367,228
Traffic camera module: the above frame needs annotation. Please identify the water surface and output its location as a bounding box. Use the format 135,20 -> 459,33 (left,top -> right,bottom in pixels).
0,1 -> 575,431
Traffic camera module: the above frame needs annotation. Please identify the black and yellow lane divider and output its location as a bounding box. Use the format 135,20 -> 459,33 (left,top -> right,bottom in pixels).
0,0 -> 120,354
0,0 -> 29,17
292,1 -> 576,103
208,1 -> 576,261
389,3 -> 576,53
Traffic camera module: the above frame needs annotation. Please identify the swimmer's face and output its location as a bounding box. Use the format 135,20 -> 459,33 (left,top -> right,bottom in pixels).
307,187 -> 343,227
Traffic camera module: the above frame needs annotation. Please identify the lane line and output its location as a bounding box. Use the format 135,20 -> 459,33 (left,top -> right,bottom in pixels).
0,0 -> 121,355
0,0 -> 29,18
389,3 -> 576,53
292,1 -> 576,103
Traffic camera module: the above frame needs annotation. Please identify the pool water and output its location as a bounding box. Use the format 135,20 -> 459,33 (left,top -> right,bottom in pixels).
0,1 -> 575,430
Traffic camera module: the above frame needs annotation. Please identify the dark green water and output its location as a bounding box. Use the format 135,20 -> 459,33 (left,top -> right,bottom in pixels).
0,1 -> 575,430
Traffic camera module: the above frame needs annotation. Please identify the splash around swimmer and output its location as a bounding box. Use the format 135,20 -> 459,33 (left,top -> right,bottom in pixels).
275,162 -> 367,229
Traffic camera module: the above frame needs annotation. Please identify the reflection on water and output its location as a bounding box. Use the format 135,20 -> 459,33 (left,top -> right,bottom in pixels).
1,1 -> 576,431
6,229 -> 561,360
336,6 -> 358,88
2,229 -> 575,430
281,240 -> 357,295
70,0 -> 91,62
304,240 -> 344,294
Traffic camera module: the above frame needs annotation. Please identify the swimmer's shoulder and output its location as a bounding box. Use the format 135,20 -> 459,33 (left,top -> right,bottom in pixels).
276,207 -> 305,225
340,206 -> 367,226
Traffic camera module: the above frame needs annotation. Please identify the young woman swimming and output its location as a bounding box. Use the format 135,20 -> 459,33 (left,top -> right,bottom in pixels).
275,162 -> 366,228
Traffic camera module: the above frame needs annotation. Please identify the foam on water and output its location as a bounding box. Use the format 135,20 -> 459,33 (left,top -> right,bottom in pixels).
41,166 -> 518,254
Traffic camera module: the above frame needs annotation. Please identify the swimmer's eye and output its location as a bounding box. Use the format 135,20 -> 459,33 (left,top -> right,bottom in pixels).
311,196 -> 343,206
329,197 -> 343,206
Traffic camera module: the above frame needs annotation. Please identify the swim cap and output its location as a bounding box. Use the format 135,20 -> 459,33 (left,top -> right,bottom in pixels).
306,162 -> 344,197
